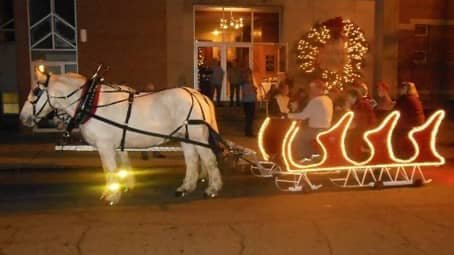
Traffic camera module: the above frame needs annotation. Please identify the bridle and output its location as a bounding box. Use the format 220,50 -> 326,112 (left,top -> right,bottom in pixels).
28,72 -> 85,125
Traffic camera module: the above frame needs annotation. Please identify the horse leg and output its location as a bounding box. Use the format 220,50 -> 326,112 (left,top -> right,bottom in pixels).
199,158 -> 208,183
176,142 -> 200,197
196,146 -> 222,198
98,146 -> 122,204
116,151 -> 136,190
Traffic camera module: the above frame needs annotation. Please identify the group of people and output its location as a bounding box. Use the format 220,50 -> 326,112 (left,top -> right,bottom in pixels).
198,59 -> 249,107
266,79 -> 426,161
199,59 -> 258,137
199,60 -> 224,106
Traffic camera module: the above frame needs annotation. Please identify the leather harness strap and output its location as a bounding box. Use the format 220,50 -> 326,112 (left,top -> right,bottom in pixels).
66,76 -> 101,134
120,92 -> 135,151
63,73 -> 225,151
167,88 -> 209,140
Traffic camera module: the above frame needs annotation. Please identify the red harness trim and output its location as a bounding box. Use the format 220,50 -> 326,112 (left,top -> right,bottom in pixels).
79,85 -> 101,124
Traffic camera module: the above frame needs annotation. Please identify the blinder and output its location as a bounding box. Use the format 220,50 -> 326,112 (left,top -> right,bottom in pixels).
29,72 -> 51,122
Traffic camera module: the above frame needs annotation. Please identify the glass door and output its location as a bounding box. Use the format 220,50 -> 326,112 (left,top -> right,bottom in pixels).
195,44 -> 223,99
252,43 -> 287,100
226,46 -> 251,103
195,42 -> 253,101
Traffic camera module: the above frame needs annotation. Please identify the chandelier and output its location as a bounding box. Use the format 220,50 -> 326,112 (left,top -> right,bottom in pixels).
219,8 -> 244,30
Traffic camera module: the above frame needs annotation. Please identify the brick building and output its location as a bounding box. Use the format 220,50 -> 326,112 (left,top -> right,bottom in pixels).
0,0 -> 452,129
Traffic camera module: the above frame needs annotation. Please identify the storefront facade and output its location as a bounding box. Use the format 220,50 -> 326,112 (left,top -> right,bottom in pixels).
6,0 -> 452,122
9,0 -> 390,107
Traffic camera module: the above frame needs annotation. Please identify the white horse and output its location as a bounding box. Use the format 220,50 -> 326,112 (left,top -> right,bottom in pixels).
19,69 -> 222,204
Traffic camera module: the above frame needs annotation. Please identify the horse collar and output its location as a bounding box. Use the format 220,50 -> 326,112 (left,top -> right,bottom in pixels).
65,77 -> 102,134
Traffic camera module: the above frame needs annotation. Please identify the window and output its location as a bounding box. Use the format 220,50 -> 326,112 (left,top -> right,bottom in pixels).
253,12 -> 279,43
195,7 -> 279,43
29,0 -> 77,51
0,0 -> 15,42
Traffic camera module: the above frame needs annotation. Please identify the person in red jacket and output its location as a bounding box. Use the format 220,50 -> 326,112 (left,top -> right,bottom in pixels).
345,87 -> 377,161
394,82 -> 425,158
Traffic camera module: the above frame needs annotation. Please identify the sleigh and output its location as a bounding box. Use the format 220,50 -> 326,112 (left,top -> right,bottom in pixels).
255,110 -> 446,192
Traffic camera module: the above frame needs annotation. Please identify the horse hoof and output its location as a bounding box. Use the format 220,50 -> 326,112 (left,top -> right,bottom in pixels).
204,192 -> 217,199
175,191 -> 186,197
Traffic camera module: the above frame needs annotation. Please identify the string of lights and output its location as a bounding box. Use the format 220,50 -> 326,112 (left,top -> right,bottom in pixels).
297,17 -> 369,91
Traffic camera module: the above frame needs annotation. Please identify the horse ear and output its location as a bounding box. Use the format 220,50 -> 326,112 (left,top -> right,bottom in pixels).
34,65 -> 48,85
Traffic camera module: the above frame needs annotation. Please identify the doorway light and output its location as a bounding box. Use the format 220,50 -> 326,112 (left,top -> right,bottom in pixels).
212,29 -> 222,36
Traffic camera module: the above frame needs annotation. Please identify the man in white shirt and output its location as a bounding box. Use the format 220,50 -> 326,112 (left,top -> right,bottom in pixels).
288,80 -> 333,160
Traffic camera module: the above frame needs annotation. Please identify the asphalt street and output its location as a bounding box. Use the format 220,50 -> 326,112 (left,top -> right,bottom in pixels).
0,115 -> 453,255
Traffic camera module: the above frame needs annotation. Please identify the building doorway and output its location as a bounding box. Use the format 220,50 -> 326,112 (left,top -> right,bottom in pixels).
194,6 -> 286,101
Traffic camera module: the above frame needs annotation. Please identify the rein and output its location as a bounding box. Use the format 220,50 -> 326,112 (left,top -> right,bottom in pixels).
31,65 -> 228,152
29,73 -> 85,124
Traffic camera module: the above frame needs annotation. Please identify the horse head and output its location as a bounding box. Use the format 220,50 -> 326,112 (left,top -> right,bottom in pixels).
19,66 -> 86,127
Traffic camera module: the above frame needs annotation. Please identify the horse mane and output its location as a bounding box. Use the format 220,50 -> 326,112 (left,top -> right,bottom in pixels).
55,72 -> 87,87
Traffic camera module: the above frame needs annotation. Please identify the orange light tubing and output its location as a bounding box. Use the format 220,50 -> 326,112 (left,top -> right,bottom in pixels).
279,110 -> 446,173
257,117 -> 271,161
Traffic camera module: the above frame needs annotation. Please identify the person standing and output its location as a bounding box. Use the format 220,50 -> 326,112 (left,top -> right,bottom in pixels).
228,60 -> 242,107
288,80 -> 333,160
210,60 -> 224,106
241,69 -> 257,137
198,63 -> 212,98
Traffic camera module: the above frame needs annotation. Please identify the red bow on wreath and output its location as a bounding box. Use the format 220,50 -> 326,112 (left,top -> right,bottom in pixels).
322,17 -> 344,39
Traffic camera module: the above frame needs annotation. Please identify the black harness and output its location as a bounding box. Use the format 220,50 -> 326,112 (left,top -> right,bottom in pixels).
120,92 -> 134,151
65,73 -> 103,136
58,66 -> 227,152
29,73 -> 84,126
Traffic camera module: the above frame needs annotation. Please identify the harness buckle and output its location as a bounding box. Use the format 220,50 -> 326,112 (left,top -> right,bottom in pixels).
63,131 -> 71,138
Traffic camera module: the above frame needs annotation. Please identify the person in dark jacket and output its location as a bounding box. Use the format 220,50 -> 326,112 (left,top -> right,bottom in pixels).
228,60 -> 242,107
268,81 -> 290,117
198,64 -> 213,98
393,82 -> 425,158
241,69 -> 257,137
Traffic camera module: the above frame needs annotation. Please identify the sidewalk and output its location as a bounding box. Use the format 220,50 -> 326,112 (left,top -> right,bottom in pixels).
0,108 -> 453,170
1,109 -> 454,255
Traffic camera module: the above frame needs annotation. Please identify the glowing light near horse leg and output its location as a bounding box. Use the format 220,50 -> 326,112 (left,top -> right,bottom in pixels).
117,169 -> 129,179
107,182 -> 121,192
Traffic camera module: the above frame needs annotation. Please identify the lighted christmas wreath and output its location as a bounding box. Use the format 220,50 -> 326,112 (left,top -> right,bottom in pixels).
297,17 -> 368,90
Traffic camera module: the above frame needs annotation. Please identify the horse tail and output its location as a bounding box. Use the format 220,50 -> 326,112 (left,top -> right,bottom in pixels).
182,87 -> 222,153
206,96 -> 219,133
195,93 -> 223,155
189,88 -> 218,132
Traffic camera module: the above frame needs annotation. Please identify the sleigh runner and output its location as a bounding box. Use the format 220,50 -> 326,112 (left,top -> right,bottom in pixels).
255,109 -> 446,192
